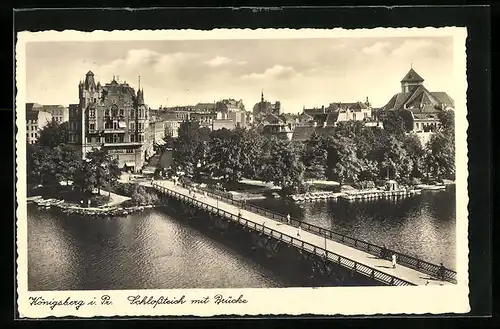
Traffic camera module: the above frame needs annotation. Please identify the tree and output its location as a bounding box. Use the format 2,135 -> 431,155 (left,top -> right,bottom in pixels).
438,109 -> 455,138
382,111 -> 407,137
425,132 -> 455,180
172,121 -> 205,178
265,139 -> 305,195
379,135 -> 412,182
74,148 -> 120,194
206,129 -> 245,183
402,134 -> 426,179
302,132 -> 328,180
53,144 -> 81,186
37,121 -> 69,148
334,121 -> 365,139
27,143 -> 56,186
330,136 -> 365,184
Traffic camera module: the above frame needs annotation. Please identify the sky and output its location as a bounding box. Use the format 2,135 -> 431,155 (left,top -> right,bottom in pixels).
25,37 -> 454,113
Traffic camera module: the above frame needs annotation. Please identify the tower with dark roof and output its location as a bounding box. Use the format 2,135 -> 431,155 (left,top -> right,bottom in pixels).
401,67 -> 424,93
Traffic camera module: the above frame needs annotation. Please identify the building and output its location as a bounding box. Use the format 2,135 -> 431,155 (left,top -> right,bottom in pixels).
68,71 -> 150,173
212,119 -> 236,131
26,106 -> 52,144
148,120 -> 167,149
301,99 -> 373,127
164,120 -> 181,138
215,98 -> 247,128
190,111 -> 218,125
382,67 -> 454,136
26,103 -> 69,124
257,113 -> 294,141
40,105 -> 69,123
253,91 -> 281,123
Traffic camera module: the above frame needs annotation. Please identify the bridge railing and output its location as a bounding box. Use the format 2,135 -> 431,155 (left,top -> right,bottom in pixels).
153,183 -> 415,287
179,183 -> 457,284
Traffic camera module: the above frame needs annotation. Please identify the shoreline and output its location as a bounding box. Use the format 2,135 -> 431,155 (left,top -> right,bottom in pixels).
27,196 -> 158,218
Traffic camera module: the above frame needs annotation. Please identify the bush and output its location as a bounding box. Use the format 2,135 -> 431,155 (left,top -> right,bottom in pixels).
410,177 -> 422,186
90,195 -> 110,207
130,185 -> 160,206
353,180 -> 376,190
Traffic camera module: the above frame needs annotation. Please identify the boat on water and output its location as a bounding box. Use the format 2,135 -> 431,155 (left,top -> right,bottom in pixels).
417,184 -> 446,191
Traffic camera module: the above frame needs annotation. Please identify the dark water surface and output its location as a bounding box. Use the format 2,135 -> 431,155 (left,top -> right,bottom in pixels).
27,187 -> 456,290
28,206 -> 284,291
250,186 -> 456,269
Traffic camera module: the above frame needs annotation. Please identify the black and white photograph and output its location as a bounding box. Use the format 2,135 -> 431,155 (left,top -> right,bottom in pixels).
16,27 -> 469,317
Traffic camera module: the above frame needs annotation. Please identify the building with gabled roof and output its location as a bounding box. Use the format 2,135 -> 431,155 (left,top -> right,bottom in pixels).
382,67 -> 454,135
68,71 -> 151,173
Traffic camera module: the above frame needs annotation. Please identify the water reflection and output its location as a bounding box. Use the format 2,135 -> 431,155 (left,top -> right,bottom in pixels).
250,186 -> 456,269
28,206 -> 283,291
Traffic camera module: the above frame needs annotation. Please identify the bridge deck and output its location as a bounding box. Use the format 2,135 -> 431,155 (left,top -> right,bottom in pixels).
150,179 -> 451,286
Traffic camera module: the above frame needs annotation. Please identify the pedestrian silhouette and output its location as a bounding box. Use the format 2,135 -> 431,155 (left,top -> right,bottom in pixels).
438,262 -> 446,281
392,254 -> 397,268
287,213 -> 291,224
297,225 -> 301,237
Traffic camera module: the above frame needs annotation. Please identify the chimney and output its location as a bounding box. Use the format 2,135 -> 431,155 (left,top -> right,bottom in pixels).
322,105 -> 325,113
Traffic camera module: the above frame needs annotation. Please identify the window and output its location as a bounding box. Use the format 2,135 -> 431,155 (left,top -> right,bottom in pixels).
111,105 -> 118,117
105,121 -> 112,129
31,133 -> 33,138
119,109 -> 124,117
94,98 -> 96,103
127,149 -> 133,154
35,133 -> 38,138
130,109 -> 135,118
89,123 -> 95,131
130,134 -> 135,142
130,122 -> 135,131
113,121 -> 118,130
113,134 -> 118,143
105,109 -> 110,117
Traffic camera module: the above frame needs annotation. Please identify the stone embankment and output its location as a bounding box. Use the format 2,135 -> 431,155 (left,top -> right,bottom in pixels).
27,196 -> 156,218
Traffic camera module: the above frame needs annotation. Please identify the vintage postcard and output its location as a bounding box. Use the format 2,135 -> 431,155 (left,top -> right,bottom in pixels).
15,27 -> 469,318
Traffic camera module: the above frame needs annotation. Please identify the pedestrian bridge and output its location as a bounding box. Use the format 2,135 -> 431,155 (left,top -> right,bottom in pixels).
150,180 -> 456,286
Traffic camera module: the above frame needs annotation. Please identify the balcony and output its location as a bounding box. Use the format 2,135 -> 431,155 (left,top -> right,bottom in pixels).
103,128 -> 126,133
102,142 -> 143,148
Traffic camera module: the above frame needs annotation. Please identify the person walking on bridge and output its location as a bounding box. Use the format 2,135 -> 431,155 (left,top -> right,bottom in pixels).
438,262 -> 446,281
392,254 -> 397,269
287,213 -> 291,224
297,225 -> 301,237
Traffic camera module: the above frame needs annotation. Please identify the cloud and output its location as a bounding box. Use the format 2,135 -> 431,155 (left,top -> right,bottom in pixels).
204,56 -> 232,67
391,39 -> 451,59
362,42 -> 391,55
96,49 -> 201,86
241,65 -> 299,80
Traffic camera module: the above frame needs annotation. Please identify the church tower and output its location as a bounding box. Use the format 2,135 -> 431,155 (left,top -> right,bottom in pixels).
401,67 -> 424,93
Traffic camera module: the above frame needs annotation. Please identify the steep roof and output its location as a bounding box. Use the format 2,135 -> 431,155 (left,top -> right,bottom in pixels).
280,113 -> 296,123
264,113 -> 285,124
431,92 -> 455,106
401,68 -> 424,83
292,126 -> 317,142
383,81 -> 454,114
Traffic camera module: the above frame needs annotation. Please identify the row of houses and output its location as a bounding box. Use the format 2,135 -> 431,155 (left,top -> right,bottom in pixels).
25,67 -> 454,173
